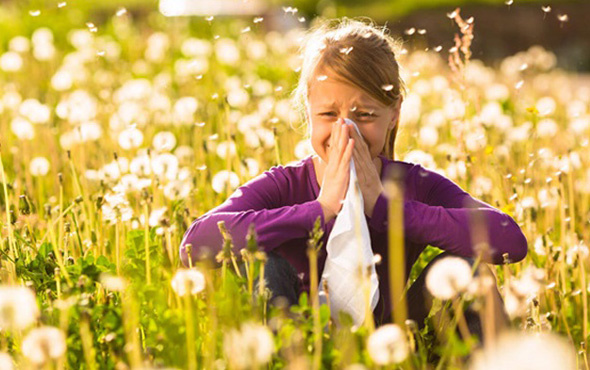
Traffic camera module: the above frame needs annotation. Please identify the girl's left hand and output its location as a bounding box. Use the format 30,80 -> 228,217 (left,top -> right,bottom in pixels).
347,124 -> 385,218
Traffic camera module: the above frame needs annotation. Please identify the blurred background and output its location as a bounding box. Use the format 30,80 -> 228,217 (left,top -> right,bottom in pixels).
1,0 -> 588,71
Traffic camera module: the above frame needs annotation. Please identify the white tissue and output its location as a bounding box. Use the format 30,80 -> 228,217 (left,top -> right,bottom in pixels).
318,118 -> 380,326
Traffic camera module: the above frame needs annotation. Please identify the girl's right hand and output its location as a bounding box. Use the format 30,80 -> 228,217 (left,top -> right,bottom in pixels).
317,118 -> 355,223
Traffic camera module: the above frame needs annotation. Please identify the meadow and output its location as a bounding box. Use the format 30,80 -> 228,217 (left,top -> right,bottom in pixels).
0,3 -> 588,369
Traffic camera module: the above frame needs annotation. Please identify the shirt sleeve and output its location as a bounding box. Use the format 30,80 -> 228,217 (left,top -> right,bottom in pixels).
179,166 -> 325,267
368,164 -> 528,264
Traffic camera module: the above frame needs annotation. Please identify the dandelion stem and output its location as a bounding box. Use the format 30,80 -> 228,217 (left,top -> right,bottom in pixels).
184,292 -> 198,370
384,175 -> 408,326
144,202 -> 151,285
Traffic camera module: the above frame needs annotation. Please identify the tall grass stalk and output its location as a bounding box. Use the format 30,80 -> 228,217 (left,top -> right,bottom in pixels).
184,292 -> 198,370
307,217 -> 324,370
0,144 -> 18,281
384,172 -> 407,326
144,200 -> 152,285
79,314 -> 98,370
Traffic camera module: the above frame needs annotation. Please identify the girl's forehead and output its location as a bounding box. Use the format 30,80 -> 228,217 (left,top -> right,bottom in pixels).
308,78 -> 381,108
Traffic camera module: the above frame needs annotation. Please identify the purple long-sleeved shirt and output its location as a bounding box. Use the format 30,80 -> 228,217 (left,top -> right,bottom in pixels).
180,154 -> 528,323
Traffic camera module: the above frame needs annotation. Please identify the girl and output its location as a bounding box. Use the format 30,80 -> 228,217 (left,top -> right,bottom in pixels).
179,18 -> 528,333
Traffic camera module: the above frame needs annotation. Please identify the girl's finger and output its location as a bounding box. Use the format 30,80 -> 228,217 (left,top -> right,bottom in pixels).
341,138 -> 354,172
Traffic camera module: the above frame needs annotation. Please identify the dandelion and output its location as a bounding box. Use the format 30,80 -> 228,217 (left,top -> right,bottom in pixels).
366,324 -> 409,365
212,170 -> 240,194
223,322 -> 275,370
425,256 -> 473,300
11,116 -> 35,140
171,268 -> 206,296
0,52 -> 23,72
29,157 -> 50,176
216,141 -> 237,159
0,353 -> 13,370
152,131 -> 177,152
100,273 -> 127,292
468,331 -> 576,370
418,126 -> 439,147
118,127 -> 144,150
0,286 -> 39,330
22,326 -> 66,365
227,88 -> 250,108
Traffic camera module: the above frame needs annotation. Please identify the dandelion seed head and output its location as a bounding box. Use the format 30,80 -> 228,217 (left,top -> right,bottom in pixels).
29,157 -> 50,176
224,322 -> 275,369
0,286 -> 39,330
22,326 -> 66,365
171,268 -> 205,296
425,256 -> 473,300
212,170 -> 240,194
100,273 -> 127,292
367,324 -> 409,365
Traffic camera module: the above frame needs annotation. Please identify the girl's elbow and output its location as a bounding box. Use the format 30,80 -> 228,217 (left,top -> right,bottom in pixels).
507,229 -> 528,263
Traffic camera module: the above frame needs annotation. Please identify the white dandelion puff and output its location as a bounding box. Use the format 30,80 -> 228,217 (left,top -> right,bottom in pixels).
22,326 -> 66,365
152,131 -> 177,152
212,170 -> 240,194
468,331 -> 576,370
425,256 -> 473,300
367,324 -> 409,365
0,286 -> 39,330
171,268 -> 206,296
118,127 -> 144,150
99,273 -> 127,292
224,322 -> 275,370
29,157 -> 50,177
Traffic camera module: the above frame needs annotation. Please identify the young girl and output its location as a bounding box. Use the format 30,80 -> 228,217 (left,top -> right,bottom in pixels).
179,18 -> 528,332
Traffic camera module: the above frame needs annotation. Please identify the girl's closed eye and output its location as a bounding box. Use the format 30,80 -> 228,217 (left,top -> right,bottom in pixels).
356,111 -> 377,119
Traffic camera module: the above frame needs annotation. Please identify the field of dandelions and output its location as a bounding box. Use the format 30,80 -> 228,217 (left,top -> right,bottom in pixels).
0,4 -> 589,369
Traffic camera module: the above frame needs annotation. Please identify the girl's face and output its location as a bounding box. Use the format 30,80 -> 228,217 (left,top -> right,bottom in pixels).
306,68 -> 401,164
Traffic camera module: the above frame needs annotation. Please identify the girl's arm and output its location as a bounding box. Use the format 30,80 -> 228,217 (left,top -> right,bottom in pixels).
368,164 -> 528,264
179,166 -> 325,267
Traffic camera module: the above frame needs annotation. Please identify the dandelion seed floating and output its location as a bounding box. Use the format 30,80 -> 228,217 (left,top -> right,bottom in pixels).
381,84 -> 394,91
298,16 -> 306,23
316,75 -> 328,81
29,10 -> 41,16
557,14 -> 569,23
447,10 -> 458,19
404,27 -> 416,36
282,6 -> 298,14
434,45 -> 443,52
542,5 -> 551,13
241,26 -> 251,34
417,28 -> 427,35
515,80 -> 524,89
57,2 -> 67,8
116,7 -> 127,17
253,17 -> 263,23
505,0 -> 514,5
205,16 -> 214,21
519,63 -> 529,71
339,46 -> 353,55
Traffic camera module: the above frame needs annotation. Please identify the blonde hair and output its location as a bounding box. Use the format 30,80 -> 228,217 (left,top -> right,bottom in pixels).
292,17 -> 407,160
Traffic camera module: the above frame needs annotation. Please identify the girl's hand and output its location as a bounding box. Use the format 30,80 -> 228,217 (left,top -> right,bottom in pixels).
317,118 -> 355,223
347,122 -> 385,218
